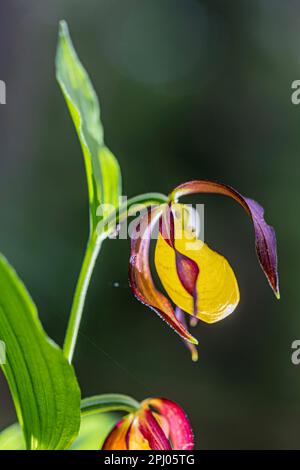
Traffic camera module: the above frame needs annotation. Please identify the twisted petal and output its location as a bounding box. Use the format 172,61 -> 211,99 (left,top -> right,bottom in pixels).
171,180 -> 279,298
160,206 -> 199,313
143,398 -> 194,450
129,206 -> 198,344
155,204 -> 240,324
175,307 -> 198,362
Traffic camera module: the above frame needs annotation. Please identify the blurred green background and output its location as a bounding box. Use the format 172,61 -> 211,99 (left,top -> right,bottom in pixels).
0,0 -> 299,450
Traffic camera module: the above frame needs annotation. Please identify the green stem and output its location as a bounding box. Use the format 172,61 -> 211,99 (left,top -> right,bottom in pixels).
81,394 -> 140,416
63,234 -> 103,363
97,192 -> 168,236
63,192 -> 168,363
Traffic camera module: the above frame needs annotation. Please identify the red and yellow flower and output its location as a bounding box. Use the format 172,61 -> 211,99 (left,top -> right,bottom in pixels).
129,180 -> 279,361
102,397 -> 194,450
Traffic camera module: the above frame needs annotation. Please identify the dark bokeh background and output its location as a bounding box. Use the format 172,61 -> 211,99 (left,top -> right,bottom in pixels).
0,0 -> 299,449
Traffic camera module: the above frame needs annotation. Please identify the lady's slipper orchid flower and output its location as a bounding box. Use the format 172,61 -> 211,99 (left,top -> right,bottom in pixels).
129,180 -> 279,361
102,398 -> 194,450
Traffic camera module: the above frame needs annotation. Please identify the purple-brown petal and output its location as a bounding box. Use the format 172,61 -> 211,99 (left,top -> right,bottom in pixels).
175,307 -> 198,362
129,206 -> 198,344
159,205 -> 200,315
172,180 -> 279,298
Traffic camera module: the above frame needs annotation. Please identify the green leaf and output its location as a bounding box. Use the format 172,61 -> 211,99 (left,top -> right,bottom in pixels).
0,255 -> 81,449
56,20 -> 122,233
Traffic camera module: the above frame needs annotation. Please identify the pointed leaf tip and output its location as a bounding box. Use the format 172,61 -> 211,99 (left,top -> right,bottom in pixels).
56,20 -> 121,234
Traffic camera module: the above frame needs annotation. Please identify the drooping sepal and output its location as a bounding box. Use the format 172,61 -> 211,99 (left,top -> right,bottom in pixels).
129,207 -> 198,344
171,180 -> 279,298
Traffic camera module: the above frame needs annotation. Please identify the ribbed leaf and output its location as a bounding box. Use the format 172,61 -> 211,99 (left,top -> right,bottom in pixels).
56,20 -> 122,232
0,255 -> 81,449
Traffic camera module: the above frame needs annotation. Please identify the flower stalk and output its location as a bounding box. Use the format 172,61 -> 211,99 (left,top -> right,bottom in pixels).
63,234 -> 103,363
80,394 -> 140,416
